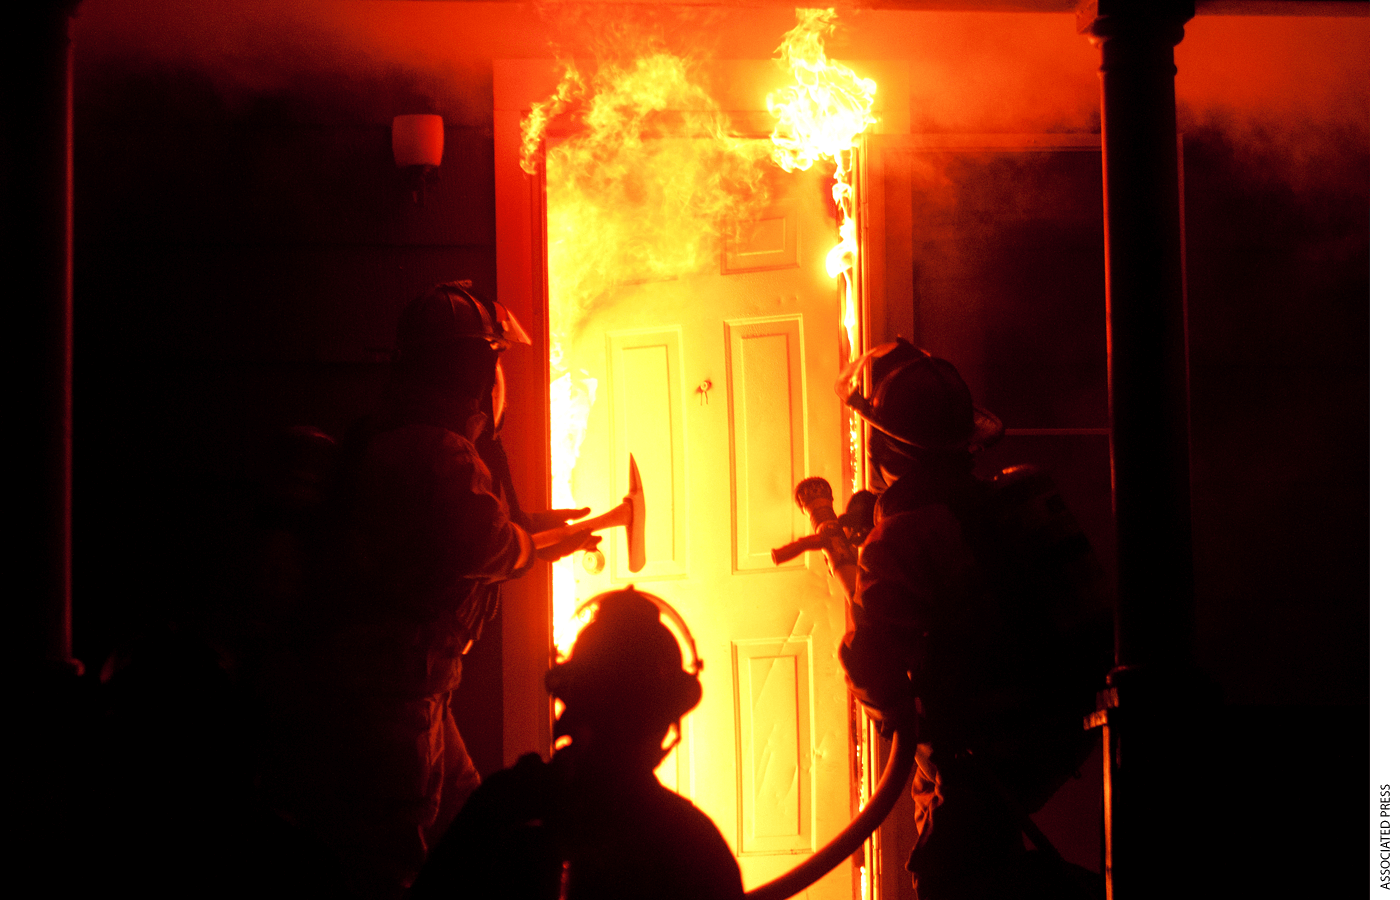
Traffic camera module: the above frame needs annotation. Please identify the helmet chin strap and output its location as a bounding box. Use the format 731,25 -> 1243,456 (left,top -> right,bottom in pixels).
491,359 -> 507,430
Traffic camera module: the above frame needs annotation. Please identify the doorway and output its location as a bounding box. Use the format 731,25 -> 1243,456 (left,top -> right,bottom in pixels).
546,140 -> 854,897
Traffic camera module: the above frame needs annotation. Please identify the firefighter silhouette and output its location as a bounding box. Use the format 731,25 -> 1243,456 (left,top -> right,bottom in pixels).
837,339 -> 1112,900
411,586 -> 744,900
259,281 -> 598,899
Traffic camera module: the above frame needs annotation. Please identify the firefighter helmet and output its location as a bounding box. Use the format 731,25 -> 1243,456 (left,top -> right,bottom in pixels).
546,587 -> 702,735
837,338 -> 1003,453
396,279 -> 531,353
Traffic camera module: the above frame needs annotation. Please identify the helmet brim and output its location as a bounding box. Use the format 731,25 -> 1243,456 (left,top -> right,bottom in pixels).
838,341 -> 1005,452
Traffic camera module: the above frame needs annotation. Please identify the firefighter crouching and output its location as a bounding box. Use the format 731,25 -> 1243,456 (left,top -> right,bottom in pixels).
837,339 -> 1113,900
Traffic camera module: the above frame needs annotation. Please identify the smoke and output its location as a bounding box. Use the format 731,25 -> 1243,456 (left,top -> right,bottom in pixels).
73,0 -> 554,126
526,12 -> 781,366
874,12 -> 1102,135
1177,14 -> 1368,198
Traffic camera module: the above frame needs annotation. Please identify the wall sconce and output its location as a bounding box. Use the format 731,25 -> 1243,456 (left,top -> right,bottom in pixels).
392,114 -> 444,206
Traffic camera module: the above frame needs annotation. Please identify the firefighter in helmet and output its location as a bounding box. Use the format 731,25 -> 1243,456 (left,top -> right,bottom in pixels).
272,281 -> 598,899
838,339 -> 1111,900
411,587 -> 744,900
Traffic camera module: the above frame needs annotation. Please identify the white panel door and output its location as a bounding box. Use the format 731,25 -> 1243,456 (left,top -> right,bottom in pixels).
554,160 -> 854,898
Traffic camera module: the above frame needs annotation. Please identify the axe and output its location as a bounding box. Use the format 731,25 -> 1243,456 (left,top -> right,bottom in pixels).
531,454 -> 647,573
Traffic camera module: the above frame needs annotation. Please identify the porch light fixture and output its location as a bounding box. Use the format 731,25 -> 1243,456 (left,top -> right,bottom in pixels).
392,114 -> 444,205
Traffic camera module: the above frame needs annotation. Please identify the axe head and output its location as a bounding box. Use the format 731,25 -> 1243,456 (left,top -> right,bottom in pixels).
624,454 -> 647,573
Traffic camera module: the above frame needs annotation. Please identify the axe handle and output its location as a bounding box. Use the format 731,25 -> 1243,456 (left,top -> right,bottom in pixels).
531,500 -> 631,550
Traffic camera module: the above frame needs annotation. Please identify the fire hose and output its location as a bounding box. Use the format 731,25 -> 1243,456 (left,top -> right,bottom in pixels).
744,726 -> 914,900
744,478 -> 918,900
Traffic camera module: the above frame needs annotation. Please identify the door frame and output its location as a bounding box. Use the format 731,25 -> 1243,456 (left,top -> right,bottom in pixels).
492,61 -> 910,900
494,59 -> 558,767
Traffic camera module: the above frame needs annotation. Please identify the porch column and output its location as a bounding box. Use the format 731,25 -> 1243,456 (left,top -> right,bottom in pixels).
10,2 -> 85,878
1078,2 -> 1196,898
10,1 -> 82,683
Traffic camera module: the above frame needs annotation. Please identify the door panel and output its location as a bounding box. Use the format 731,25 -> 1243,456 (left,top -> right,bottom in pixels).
727,316 -> 808,573
734,636 -> 813,855
607,328 -> 687,579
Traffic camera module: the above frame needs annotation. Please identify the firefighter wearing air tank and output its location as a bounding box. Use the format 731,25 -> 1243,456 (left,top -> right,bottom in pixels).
276,281 -> 597,899
837,339 -> 1112,900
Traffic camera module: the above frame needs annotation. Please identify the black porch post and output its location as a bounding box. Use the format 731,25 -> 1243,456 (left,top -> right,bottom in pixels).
8,1 -> 82,682
1078,2 -> 1196,898
8,0 -> 85,875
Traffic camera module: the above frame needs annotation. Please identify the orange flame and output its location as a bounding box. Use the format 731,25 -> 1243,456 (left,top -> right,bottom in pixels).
535,13 -> 878,656
549,369 -> 597,659
535,52 -> 770,346
529,50 -> 771,659
522,61 -> 586,176
766,9 -> 875,300
767,9 -> 877,177
767,8 -> 876,493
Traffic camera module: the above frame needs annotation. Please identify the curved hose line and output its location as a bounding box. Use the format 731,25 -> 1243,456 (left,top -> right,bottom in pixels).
743,724 -> 917,900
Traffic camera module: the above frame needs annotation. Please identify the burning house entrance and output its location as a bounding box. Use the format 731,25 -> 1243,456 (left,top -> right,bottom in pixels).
547,151 -> 852,894
497,12 -> 885,897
